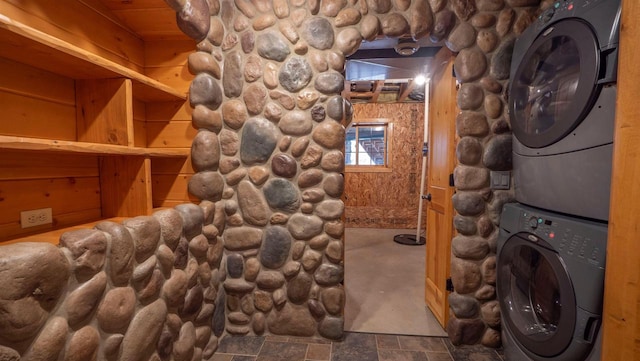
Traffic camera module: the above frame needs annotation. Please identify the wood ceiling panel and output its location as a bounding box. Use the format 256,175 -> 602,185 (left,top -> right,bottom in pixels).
98,0 -> 187,40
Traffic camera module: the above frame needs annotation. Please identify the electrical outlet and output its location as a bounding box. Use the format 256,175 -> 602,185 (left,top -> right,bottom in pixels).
20,208 -> 53,228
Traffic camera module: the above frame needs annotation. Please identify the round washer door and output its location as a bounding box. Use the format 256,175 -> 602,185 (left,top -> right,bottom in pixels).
509,19 -> 600,149
497,233 -> 576,358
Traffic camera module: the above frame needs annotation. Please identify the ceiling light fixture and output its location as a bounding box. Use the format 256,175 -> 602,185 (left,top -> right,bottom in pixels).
394,37 -> 419,56
414,75 -> 426,86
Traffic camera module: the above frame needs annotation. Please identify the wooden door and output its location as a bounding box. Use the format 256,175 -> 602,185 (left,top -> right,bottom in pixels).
424,48 -> 457,327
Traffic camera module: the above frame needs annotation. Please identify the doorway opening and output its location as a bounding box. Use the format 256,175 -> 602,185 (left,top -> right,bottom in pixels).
342,41 -> 447,336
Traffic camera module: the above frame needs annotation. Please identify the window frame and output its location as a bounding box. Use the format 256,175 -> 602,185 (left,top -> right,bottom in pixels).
344,118 -> 393,173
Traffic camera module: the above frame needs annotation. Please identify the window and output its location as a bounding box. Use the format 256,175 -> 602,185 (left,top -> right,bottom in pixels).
345,119 -> 392,172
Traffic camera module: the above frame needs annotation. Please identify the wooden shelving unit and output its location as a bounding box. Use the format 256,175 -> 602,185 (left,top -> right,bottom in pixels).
0,13 -> 190,241
0,15 -> 186,102
0,135 -> 189,157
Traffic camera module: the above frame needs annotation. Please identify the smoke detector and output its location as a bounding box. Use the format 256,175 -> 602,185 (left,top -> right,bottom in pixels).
394,37 -> 419,56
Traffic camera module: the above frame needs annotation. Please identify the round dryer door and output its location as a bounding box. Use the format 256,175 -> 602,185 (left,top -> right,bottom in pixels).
497,233 -> 576,358
509,19 -> 600,148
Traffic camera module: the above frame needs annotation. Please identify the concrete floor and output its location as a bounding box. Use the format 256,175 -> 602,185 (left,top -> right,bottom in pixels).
343,228 -> 448,337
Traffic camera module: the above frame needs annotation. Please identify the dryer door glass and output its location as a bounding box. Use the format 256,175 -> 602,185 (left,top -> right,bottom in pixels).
497,234 -> 576,357
510,19 -> 600,148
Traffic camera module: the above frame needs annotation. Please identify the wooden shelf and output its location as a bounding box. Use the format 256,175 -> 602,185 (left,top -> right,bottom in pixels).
0,15 -> 186,103
0,135 -> 189,157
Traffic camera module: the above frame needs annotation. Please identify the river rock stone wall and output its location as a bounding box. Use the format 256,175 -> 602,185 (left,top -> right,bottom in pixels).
0,204 -> 224,360
167,0 -> 549,348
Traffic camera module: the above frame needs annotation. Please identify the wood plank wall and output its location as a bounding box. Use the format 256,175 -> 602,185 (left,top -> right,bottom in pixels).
344,102 -> 426,228
602,0 -> 640,358
0,2 -> 196,240
144,39 -> 197,209
0,0 -> 145,72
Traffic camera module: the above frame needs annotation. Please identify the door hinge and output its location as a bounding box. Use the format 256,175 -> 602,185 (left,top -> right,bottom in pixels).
446,278 -> 454,292
449,173 -> 455,187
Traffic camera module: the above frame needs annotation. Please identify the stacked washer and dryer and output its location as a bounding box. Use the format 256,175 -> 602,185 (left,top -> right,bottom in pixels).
496,0 -> 621,360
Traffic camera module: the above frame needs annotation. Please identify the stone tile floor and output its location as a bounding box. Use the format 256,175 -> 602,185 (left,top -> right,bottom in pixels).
212,332 -> 504,361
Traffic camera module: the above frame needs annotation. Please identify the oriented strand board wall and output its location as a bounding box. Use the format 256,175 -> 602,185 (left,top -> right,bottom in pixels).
345,102 -> 426,228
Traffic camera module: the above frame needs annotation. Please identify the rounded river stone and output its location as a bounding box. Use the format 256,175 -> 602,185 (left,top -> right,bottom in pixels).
313,121 -> 345,149
381,13 -> 409,37
301,145 -> 323,169
336,8 -> 362,27
314,263 -> 343,286
454,165 -> 490,190
97,287 -> 136,333
223,227 -> 263,251
450,257 -> 482,294
453,215 -> 478,236
301,18 -> 335,50
243,84 -> 267,115
319,316 -> 344,340
188,171 -> 224,202
452,191 -> 486,216
120,299 -> 167,361
222,51 -> 243,98
267,303 -> 316,336
483,134 -> 512,171
240,118 -> 278,165
61,228 -> 107,280
457,112 -> 489,137
323,173 -> 344,198
257,32 -> 290,61
192,105 -> 222,133
491,37 -> 516,80
227,254 -> 244,278
315,200 -> 344,220
448,293 -> 479,319
190,73 -> 222,110
455,48 -> 487,83
279,57 -> 313,92
452,235 -> 490,260
260,226 -> 293,269
314,72 -> 344,94
430,9 -> 455,43
263,178 -> 301,213
336,27 -> 362,57
279,110 -> 313,136
0,243 -> 69,342
191,129 -> 220,171
272,154 -> 297,178
176,0 -> 210,41
457,83 -> 484,110
237,180 -> 270,226
287,272 -> 313,304
456,136 -> 483,165
287,213 -> 323,239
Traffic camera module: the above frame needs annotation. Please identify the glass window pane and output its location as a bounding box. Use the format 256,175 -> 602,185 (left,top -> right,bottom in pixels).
344,123 -> 389,167
345,127 -> 357,165
512,35 -> 580,136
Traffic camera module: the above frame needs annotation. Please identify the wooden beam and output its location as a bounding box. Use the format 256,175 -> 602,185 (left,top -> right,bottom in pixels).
371,80 -> 385,103
397,80 -> 416,102
602,1 -> 640,360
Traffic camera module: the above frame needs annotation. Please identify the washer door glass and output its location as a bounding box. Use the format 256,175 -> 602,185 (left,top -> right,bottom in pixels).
498,233 -> 576,358
509,19 -> 599,148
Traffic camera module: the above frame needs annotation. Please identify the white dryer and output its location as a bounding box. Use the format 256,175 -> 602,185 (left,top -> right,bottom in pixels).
508,0 -> 621,221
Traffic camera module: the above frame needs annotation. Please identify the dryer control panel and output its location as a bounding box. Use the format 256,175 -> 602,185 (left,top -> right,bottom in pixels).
516,208 -> 607,268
